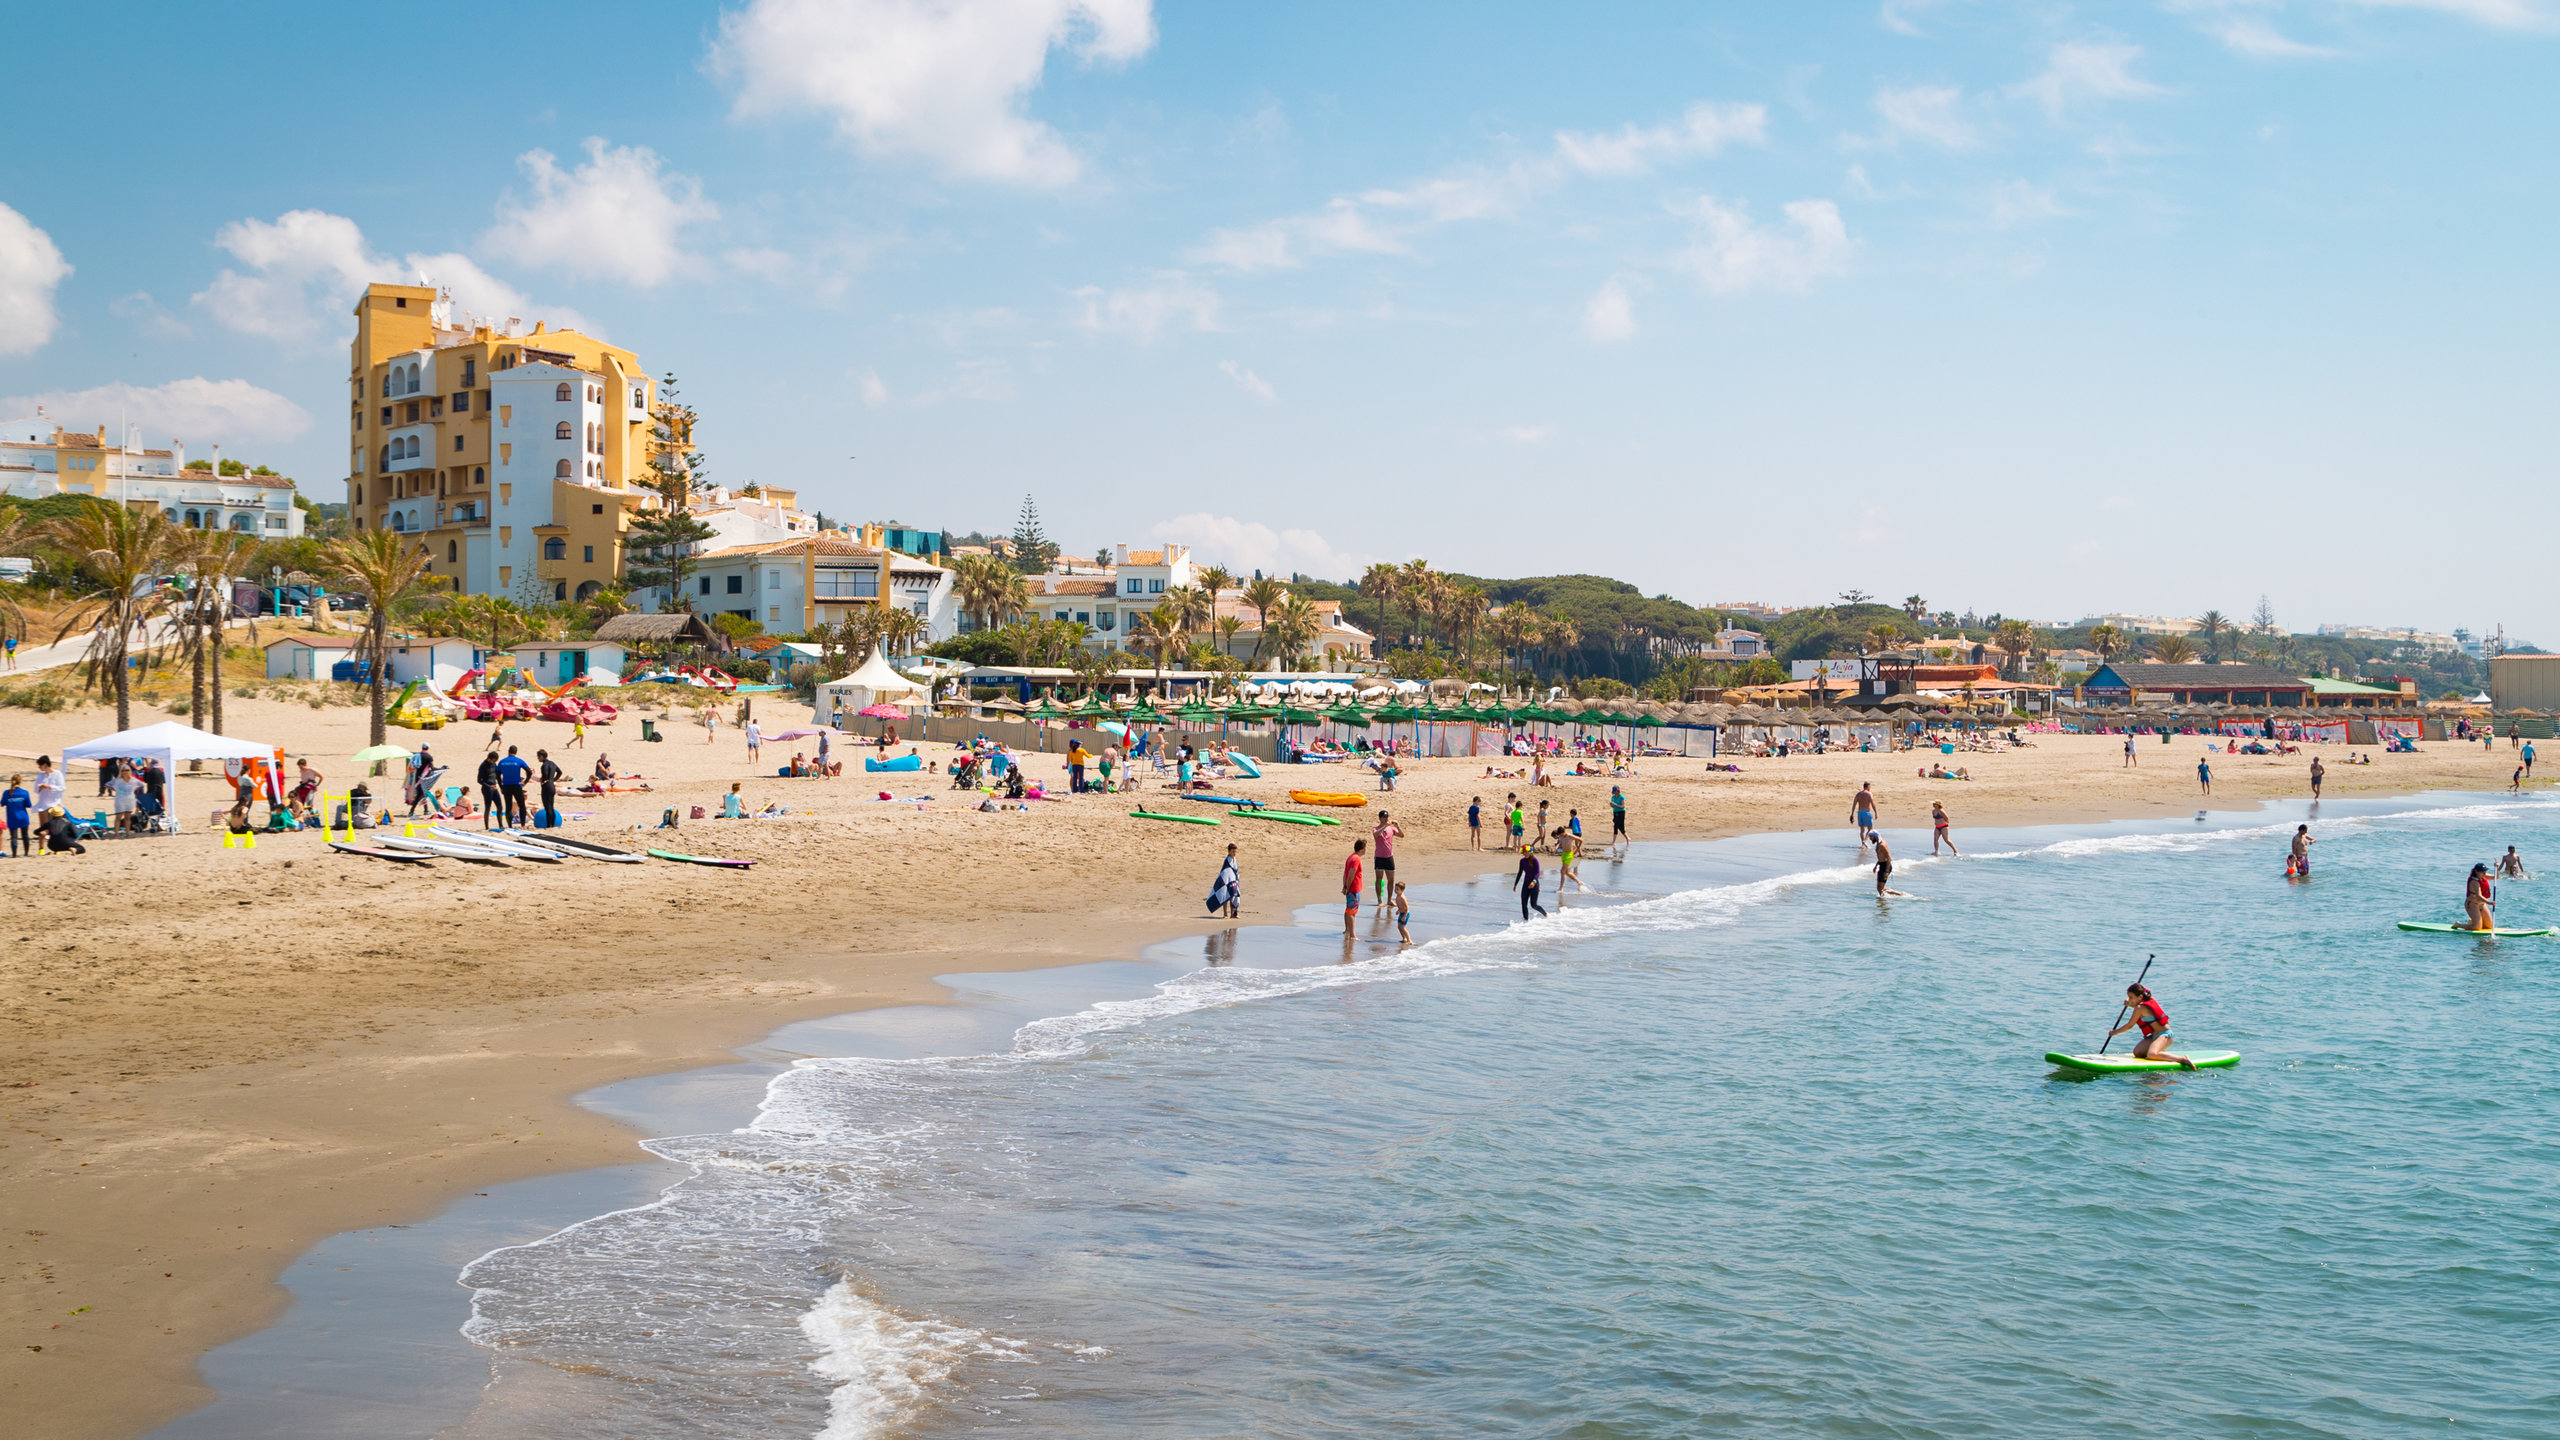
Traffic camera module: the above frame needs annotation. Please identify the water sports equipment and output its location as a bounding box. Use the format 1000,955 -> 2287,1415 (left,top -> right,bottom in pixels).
1131,807 -> 1221,825
328,841 -> 431,864
1290,791 -> 1367,807
645,848 -> 755,868
1232,809 -> 1330,826
2397,921 -> 2557,937
863,754 -> 925,772
503,830 -> 645,863
378,835 -> 511,864
2046,1049 -> 2242,1075
426,826 -> 565,862
1181,794 -> 1263,806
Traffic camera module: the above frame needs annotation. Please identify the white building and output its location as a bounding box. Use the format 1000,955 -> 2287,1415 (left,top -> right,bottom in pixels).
686,531 -> 958,642
1,425 -> 305,536
1021,542 -> 1375,665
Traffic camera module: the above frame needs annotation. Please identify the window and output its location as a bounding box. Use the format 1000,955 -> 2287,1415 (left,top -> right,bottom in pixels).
1125,578 -> 1143,593
473,466 -> 485,484
453,435 -> 465,452
231,514 -> 254,532
355,484 -> 364,504
1096,611 -> 1115,631
1149,579 -> 1164,593
452,391 -> 470,412
381,407 -> 391,424
554,582 -> 567,601
1075,611 -> 1090,625
430,397 -> 443,418
406,402 -> 419,423
543,538 -> 566,560
556,459 -> 572,477
632,385 -> 645,408
266,515 -> 286,530
556,421 -> 573,440
448,541 -> 458,562
395,296 -> 407,308
556,383 -> 572,401
461,359 -> 475,386
184,509 -> 200,527
378,446 -> 390,471
768,606 -> 780,623
591,503 -> 603,514
698,577 -> 712,596
726,575 -> 744,594
765,571 -> 778,589
583,545 -> 594,563
812,568 -> 879,599
357,378 -> 366,399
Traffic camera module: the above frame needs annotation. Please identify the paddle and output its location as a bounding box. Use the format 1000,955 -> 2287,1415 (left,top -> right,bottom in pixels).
2096,954 -> 2155,1056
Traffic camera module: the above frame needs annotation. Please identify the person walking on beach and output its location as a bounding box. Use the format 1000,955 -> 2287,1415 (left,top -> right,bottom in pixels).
1210,843 -> 1242,919
2309,756 -> 2324,800
2197,757 -> 2213,796
1371,811 -> 1402,911
2,634 -> 15,670
4,775 -> 31,857
1513,846 -> 1545,919
2288,824 -> 2316,878
2108,983 -> 2196,1070
476,750 -> 503,829
745,718 -> 761,763
1468,795 -> 1483,850
702,706 -> 720,744
2464,862 -> 2497,932
1533,799 -> 1551,852
567,718 -> 586,750
1342,838 -> 1366,937
2511,762 -> 2524,794
1558,828 -> 1582,892
1931,801 -> 1957,856
2124,733 -> 2137,768
497,745 -> 531,827
1609,785 -> 1626,849
1850,783 -> 1878,849
536,749 -> 562,825
2526,741 -> 2537,780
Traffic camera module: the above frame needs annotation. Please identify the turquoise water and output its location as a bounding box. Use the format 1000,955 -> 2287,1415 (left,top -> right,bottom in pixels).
457,795 -> 2560,1438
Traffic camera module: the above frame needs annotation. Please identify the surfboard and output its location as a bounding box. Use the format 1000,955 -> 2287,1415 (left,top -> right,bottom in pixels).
2396,922 -> 2557,937
645,848 -> 755,868
504,830 -> 644,862
1233,809 -> 1330,825
1131,808 -> 1221,825
2045,1049 -> 2241,1074
329,841 -> 432,864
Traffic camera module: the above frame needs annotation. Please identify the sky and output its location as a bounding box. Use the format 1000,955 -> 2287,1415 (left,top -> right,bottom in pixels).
2,0 -> 2553,638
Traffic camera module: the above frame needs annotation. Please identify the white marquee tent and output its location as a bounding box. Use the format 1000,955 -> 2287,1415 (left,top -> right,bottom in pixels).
812,647 -> 933,723
61,721 -> 281,833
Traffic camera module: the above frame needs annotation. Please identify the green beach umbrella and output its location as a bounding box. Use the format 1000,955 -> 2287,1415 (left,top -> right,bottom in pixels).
350,743 -> 413,763
1124,700 -> 1166,723
1026,698 -> 1067,721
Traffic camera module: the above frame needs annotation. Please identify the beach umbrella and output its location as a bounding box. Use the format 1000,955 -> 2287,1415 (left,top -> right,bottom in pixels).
981,696 -> 1025,712
1026,698 -> 1067,721
858,702 -> 907,719
350,743 -> 413,763
1124,700 -> 1166,723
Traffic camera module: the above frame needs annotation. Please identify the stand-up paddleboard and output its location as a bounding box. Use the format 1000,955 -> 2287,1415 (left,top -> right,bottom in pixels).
504,830 -> 644,863
379,835 -> 511,864
1132,807 -> 1221,825
329,841 -> 432,864
1233,808 -> 1330,825
645,848 -> 754,868
1181,794 -> 1263,806
2046,1049 -> 2241,1074
428,826 -> 563,862
2397,921 -> 2556,936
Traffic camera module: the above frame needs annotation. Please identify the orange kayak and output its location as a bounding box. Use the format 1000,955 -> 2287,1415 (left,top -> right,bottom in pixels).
1290,790 -> 1368,807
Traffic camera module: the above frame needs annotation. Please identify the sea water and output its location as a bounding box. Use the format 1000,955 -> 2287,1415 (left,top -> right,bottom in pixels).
451,795 -> 2560,1438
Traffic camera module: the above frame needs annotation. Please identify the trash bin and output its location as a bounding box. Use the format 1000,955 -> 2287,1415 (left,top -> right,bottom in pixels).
641,717 -> 661,742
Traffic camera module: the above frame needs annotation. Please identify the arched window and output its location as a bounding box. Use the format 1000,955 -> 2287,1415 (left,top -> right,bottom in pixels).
543,537 -> 566,560
555,421 -> 572,439
556,382 -> 572,401
230,514 -> 253,532
406,365 -> 419,394
555,459 -> 572,477
184,509 -> 201,527
553,581 -> 568,601
379,445 -> 389,471
575,580 -> 602,602
473,466 -> 485,484
447,541 -> 458,562
390,512 -> 406,533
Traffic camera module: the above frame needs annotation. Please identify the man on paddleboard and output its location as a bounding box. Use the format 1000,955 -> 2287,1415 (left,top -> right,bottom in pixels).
2107,983 -> 2195,1069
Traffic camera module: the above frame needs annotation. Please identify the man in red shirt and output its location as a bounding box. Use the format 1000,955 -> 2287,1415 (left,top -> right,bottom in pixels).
1342,837 -> 1366,936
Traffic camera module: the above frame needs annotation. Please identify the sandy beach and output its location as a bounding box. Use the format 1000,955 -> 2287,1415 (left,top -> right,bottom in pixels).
0,693 -> 2527,1439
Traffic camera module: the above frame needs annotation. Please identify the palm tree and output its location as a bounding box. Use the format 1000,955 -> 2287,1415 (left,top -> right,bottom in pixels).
1241,576 -> 1288,664
1993,619 -> 2035,678
1266,594 -> 1320,669
1213,613 -> 1244,661
43,498 -> 181,731
2088,624 -> 2126,664
1865,620 -> 1901,655
325,529 -> 439,750
171,529 -> 265,735
583,584 -> 633,627
1129,605 -> 1185,692
1163,583 -> 1213,643
1452,585 -> 1490,669
2150,634 -> 2198,664
2194,609 -> 2231,662
1539,613 -> 1581,681
953,554 -> 1028,632
1195,564 -> 1236,599
1358,562 -> 1404,645
1398,558 -> 1435,648
878,605 -> 927,656
1491,605 -> 1538,679
1902,595 -> 1929,630
0,509 -> 32,656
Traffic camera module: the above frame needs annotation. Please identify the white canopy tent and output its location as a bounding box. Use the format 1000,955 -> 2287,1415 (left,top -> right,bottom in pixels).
61,721 -> 280,833
812,647 -> 933,724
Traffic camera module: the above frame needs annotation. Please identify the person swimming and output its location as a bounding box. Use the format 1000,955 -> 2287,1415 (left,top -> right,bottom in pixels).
2108,982 -> 2195,1070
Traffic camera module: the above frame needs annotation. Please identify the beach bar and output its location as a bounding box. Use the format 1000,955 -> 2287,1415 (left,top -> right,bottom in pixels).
2077,662 -> 2310,708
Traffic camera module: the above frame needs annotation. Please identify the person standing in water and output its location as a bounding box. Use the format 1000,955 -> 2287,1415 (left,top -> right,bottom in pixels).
2497,846 -> 2526,879
1341,838 -> 1366,937
2288,824 -> 2315,878
1850,782 -> 1878,849
1393,880 -> 1412,945
1513,846 -> 1545,919
2464,862 -> 2497,932
1930,801 -> 1957,856
1371,811 -> 1402,912
1873,836 -> 1898,897
2108,983 -> 2196,1069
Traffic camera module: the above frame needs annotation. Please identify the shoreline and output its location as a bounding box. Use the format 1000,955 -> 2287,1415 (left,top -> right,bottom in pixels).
0,707 -> 2532,1440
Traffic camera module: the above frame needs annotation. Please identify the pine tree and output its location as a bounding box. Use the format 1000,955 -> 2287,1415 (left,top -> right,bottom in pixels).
1010,494 -> 1059,574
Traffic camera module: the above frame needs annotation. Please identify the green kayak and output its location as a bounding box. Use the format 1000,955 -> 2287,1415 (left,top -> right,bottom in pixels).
2397,922 -> 2556,937
2046,1049 -> 2240,1075
1131,808 -> 1221,825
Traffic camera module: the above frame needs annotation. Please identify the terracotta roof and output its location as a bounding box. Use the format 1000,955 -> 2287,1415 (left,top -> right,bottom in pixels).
1120,549 -> 1167,565
1039,578 -> 1116,598
704,536 -> 885,560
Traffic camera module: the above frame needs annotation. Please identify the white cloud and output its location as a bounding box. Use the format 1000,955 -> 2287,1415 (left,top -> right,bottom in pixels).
193,210 -> 584,344
2200,15 -> 2342,57
2011,42 -> 2163,118
1191,99 -> 1764,272
858,368 -> 890,406
1217,360 -> 1276,402
1498,424 -> 1557,444
724,246 -> 796,280
1989,180 -> 2072,227
1556,102 -> 1767,176
1672,196 -> 1853,294
1581,278 -> 1638,343
1071,272 -> 1219,340
1,378 -> 312,448
2332,0 -> 2559,29
109,291 -> 191,340
709,0 -> 1156,187
0,203 -> 72,356
192,209 -> 378,342
1153,513 -> 1372,581
1873,84 -> 1979,149
1879,0 -> 1972,36
481,139 -> 715,287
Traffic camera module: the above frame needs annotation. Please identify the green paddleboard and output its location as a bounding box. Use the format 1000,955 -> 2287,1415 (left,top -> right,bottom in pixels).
2045,1049 -> 2240,1075
1233,809 -> 1330,825
2397,922 -> 2557,937
1131,808 -> 1221,825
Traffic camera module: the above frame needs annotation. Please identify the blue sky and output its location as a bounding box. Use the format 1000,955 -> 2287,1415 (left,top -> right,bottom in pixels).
3,1 -> 2553,636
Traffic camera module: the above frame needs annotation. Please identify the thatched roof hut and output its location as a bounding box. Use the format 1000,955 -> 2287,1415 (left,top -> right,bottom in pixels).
594,611 -> 728,653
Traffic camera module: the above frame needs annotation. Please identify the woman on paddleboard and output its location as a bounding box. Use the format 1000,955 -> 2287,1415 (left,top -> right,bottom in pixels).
2464,863 -> 2496,932
2107,983 -> 2195,1070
